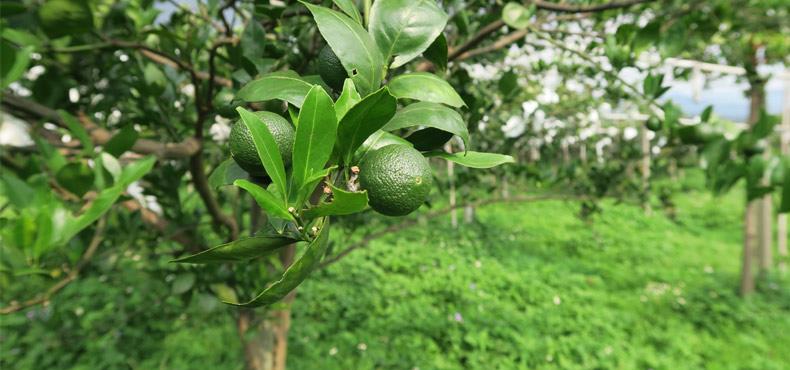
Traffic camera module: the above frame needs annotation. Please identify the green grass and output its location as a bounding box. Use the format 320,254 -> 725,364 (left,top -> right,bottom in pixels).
288,190 -> 790,370
3,187 -> 787,370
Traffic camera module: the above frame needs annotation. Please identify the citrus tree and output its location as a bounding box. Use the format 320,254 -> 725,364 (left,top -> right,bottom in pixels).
1,0 -> 516,368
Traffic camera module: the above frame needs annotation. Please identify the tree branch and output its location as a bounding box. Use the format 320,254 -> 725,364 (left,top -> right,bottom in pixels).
186,41 -> 240,241
0,217 -> 107,314
320,194 -> 577,268
531,0 -> 654,13
1,93 -> 201,159
417,0 -> 652,71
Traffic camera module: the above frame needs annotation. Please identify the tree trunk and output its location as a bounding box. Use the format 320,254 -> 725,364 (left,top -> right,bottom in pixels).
742,44 -> 765,294
741,201 -> 758,295
237,246 -> 297,370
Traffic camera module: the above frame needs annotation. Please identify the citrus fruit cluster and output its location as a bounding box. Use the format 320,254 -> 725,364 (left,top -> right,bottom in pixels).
229,110 -> 432,216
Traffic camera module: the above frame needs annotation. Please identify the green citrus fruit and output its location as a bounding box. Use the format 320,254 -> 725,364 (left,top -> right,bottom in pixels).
645,116 -> 662,132
359,145 -> 433,216
318,45 -> 347,91
38,0 -> 94,39
229,111 -> 294,177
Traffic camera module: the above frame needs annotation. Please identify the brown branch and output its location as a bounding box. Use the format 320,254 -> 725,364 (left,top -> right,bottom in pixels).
187,41 -> 240,241
1,93 -> 201,159
531,0 -> 654,13
0,217 -> 107,314
319,194 -> 577,269
455,29 -> 530,61
91,37 -> 234,87
416,0 -> 652,71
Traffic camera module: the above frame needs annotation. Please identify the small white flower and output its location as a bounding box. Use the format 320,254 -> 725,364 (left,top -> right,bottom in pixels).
69,88 -> 80,103
180,84 -> 195,98
521,101 -> 539,116
474,260 -> 482,269
552,295 -> 561,305
328,347 -> 338,356
209,116 -> 232,143
502,116 -> 526,138
0,114 -> 34,147
108,109 -> 122,126
357,343 -> 367,351
623,127 -> 639,141
119,53 -> 129,62
74,307 -> 85,316
25,65 -> 46,81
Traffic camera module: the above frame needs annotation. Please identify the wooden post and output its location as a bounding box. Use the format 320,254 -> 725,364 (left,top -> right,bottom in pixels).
778,75 -> 790,273
640,124 -> 652,214
741,202 -> 758,295
579,143 -> 587,164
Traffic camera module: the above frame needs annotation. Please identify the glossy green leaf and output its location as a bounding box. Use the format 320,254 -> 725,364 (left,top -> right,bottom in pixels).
369,0 -> 448,68
302,185 -> 368,219
291,85 -> 337,198
0,2 -> 27,18
498,70 -> 518,97
752,111 -> 779,140
59,110 -> 94,155
211,284 -> 238,303
387,72 -> 465,108
0,40 -> 32,89
426,151 -> 515,168
423,33 -> 447,72
502,2 -> 534,30
103,125 -> 139,157
332,0 -> 362,24
237,71 -> 314,108
0,172 -> 35,208
172,273 -> 196,294
235,179 -> 294,221
406,127 -> 454,151
353,130 -> 413,163
237,107 -> 288,198
336,87 -> 397,164
226,220 -> 331,307
60,156 -> 156,243
700,105 -> 714,123
209,159 -> 250,189
100,152 -> 121,182
334,79 -> 362,120
55,162 -> 94,197
302,2 -> 384,96
172,235 -> 296,264
383,102 -> 469,148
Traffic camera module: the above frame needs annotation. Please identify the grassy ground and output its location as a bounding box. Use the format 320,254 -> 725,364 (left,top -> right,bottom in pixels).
4,186 -> 788,369
287,189 -> 790,370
